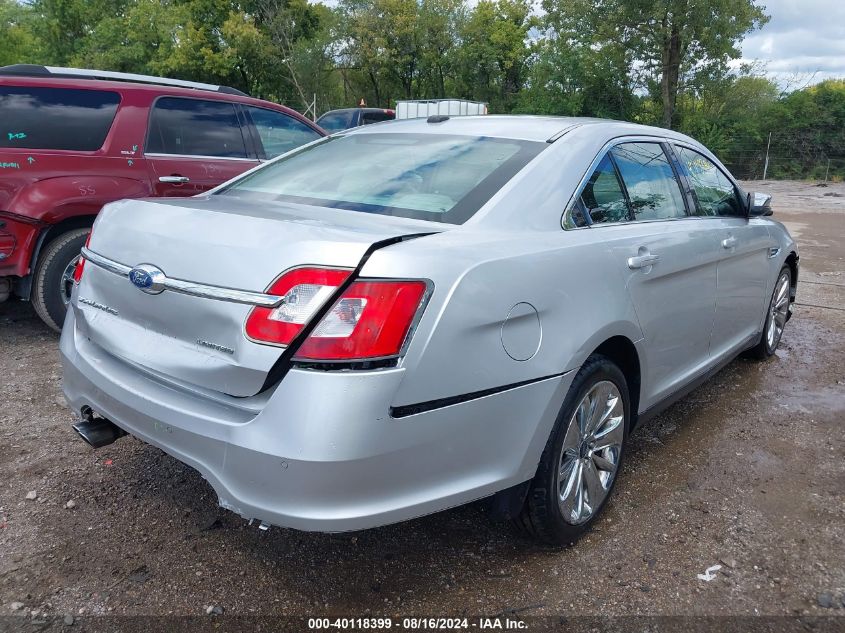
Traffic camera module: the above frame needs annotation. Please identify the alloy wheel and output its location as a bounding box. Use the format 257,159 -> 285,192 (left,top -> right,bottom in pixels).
60,257 -> 78,306
557,380 -> 625,525
767,271 -> 790,350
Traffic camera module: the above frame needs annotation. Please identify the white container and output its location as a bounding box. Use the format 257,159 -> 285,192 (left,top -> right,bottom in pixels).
395,99 -> 488,120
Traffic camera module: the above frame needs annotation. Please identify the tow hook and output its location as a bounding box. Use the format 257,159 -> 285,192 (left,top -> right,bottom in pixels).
72,406 -> 127,449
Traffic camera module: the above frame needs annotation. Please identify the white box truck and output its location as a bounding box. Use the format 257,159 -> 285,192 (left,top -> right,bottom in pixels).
395,99 -> 488,120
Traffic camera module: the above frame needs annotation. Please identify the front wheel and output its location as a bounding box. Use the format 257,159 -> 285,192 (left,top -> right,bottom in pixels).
748,265 -> 791,360
514,354 -> 629,545
31,228 -> 90,332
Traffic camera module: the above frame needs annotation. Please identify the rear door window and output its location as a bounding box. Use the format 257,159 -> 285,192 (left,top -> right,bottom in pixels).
611,142 -> 687,221
0,86 -> 120,151
146,97 -> 247,158
243,106 -> 321,159
675,146 -> 744,217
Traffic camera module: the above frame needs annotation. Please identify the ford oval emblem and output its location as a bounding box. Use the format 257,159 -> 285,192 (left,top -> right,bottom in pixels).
130,269 -> 152,288
128,264 -> 166,295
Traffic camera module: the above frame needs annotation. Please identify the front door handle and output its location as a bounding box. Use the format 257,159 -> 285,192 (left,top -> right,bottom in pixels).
721,236 -> 737,249
627,253 -> 661,269
159,175 -> 190,184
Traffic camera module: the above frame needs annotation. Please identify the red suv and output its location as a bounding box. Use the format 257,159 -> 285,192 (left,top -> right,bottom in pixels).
0,64 -> 325,330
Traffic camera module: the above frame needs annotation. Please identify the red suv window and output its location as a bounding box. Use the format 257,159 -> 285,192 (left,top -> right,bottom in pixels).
146,97 -> 248,158
0,86 -> 120,151
243,106 -> 322,159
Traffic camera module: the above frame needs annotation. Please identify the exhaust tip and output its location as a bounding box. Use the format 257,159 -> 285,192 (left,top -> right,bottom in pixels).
73,407 -> 126,449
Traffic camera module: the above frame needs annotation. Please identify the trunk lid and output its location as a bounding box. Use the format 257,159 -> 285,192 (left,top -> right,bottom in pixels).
75,196 -> 439,396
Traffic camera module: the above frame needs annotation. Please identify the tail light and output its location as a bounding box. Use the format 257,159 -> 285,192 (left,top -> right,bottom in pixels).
0,231 -> 16,261
245,267 -> 430,362
72,232 -> 92,283
245,267 -> 352,346
294,279 -> 428,361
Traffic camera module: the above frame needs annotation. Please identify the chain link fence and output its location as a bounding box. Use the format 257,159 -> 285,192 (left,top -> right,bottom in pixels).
717,134 -> 845,182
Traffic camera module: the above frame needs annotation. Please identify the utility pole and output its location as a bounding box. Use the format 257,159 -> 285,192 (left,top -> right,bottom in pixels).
762,132 -> 772,180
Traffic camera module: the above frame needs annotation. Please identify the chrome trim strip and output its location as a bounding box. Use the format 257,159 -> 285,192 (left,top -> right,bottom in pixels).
83,248 -> 132,277
81,247 -> 281,307
144,152 -> 258,163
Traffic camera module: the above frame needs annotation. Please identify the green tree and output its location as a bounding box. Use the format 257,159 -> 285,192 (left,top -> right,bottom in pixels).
0,0 -> 41,65
543,0 -> 769,128
456,0 -> 533,112
517,6 -> 638,119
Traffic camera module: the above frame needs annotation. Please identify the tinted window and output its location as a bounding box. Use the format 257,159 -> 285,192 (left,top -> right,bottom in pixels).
147,97 -> 246,158
218,133 -> 545,224
316,111 -> 356,132
0,86 -> 119,151
611,143 -> 686,221
362,111 -> 394,125
675,146 -> 743,217
574,154 -> 630,226
245,106 -> 321,159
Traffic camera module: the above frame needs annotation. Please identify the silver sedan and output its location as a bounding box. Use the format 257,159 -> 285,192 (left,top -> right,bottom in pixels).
61,116 -> 797,544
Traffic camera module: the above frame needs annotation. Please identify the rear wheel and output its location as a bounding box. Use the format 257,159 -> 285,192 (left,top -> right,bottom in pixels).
515,355 -> 629,545
748,265 -> 791,360
31,228 -> 90,332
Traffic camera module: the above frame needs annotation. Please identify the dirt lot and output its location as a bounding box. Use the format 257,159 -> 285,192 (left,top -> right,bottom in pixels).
1,180 -> 843,628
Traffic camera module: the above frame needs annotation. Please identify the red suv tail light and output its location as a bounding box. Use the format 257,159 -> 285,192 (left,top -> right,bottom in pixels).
72,232 -> 92,283
245,267 -> 430,362
294,279 -> 429,361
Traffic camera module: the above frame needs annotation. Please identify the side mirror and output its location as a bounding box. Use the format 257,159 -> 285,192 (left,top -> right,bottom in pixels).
747,192 -> 773,217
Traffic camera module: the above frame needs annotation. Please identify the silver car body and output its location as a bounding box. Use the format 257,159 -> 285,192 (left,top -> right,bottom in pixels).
61,116 -> 798,531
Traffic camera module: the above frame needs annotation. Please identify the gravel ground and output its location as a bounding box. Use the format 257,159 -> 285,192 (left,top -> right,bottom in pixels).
1,180 -> 843,628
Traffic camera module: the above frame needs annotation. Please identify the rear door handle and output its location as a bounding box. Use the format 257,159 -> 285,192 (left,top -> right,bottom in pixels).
721,236 -> 737,249
627,253 -> 661,269
159,176 -> 190,183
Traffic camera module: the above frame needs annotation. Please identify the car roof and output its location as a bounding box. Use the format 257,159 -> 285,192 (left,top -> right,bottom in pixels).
340,114 -> 697,144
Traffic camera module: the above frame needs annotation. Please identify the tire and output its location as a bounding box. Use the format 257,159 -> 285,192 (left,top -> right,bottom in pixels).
514,354 -> 629,545
747,265 -> 791,360
31,228 -> 90,332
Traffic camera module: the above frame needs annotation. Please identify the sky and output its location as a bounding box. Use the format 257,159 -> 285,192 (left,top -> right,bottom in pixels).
735,0 -> 845,86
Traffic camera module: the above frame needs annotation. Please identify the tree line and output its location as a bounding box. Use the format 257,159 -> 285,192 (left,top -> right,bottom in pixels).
1,0 -> 843,179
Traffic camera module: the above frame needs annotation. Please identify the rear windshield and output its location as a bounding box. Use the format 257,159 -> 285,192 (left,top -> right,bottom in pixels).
217,133 -> 545,224
316,111 -> 356,132
0,86 -> 120,151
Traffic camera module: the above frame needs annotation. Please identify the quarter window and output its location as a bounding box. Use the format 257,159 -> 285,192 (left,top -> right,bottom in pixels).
244,106 -> 321,159
675,146 -> 744,217
611,143 -> 687,221
147,97 -> 247,158
569,154 -> 630,227
0,86 -> 120,151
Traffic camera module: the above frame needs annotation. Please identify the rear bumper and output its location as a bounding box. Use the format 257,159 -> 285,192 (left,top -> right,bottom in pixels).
61,309 -> 572,532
